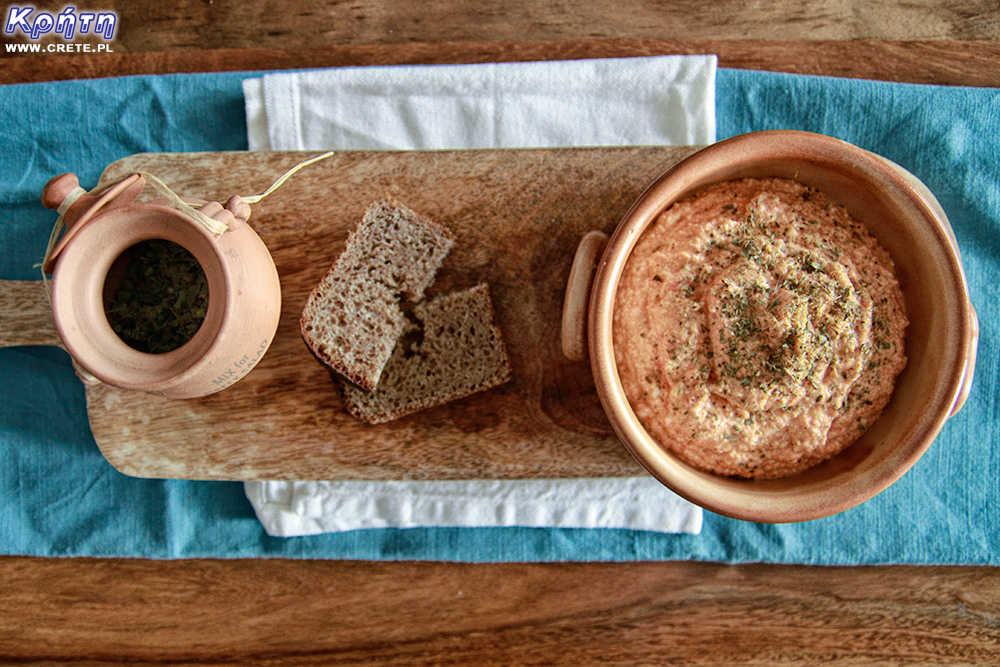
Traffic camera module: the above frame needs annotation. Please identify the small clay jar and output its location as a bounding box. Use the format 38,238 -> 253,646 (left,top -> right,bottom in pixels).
42,172 -> 281,399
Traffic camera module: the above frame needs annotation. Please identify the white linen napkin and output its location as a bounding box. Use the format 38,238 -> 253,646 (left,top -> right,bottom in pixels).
245,477 -> 703,535
242,56 -> 715,537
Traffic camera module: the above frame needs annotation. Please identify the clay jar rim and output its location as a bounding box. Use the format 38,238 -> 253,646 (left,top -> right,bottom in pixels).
50,202 -> 230,394
589,130 -> 976,523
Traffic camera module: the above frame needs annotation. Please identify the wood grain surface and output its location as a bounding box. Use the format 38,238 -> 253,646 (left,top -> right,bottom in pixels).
4,39 -> 1000,88
4,2 -> 1000,87
2,557 -> 999,665
3,0 -> 999,50
3,2 -> 1000,664
82,147 -> 697,481
0,279 -> 62,347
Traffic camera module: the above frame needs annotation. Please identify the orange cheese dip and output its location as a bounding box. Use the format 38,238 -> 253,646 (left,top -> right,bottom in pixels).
613,177 -> 908,479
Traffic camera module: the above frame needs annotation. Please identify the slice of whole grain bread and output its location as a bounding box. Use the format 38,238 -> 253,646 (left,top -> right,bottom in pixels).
337,283 -> 513,424
300,198 -> 455,391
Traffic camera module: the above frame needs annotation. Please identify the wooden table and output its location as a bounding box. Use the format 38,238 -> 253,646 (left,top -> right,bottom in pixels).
2,1 -> 999,663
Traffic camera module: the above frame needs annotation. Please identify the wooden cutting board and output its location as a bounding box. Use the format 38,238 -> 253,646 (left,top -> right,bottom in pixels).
1,147 -> 698,481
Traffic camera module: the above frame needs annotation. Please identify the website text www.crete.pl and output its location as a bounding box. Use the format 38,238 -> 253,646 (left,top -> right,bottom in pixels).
6,42 -> 114,53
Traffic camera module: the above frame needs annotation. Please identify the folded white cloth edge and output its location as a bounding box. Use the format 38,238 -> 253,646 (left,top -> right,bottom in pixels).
245,478 -> 703,536
244,55 -> 717,152
241,55 -> 716,537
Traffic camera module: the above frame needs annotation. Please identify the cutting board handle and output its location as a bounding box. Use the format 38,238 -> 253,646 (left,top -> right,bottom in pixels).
0,279 -> 64,348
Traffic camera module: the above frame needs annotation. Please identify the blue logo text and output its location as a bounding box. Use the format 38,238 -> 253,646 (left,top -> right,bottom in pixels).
4,5 -> 118,41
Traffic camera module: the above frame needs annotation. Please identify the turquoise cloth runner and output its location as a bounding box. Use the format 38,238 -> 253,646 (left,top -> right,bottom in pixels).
1,68 -> 996,563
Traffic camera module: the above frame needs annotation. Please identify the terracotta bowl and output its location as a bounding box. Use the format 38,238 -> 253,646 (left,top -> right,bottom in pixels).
565,130 -> 979,523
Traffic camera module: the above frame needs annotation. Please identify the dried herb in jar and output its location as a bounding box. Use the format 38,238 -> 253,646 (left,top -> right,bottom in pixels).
104,239 -> 209,354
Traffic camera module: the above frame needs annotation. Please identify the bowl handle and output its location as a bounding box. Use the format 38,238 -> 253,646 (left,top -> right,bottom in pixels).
561,230 -> 608,361
949,306 -> 979,418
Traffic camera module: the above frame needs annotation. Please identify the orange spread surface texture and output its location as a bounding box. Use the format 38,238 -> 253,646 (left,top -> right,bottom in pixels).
614,177 -> 908,479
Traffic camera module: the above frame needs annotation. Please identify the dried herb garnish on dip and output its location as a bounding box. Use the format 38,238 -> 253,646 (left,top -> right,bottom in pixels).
105,239 -> 209,354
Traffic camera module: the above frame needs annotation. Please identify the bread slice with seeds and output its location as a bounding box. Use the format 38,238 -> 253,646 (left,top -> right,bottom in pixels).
300,198 -> 455,391
337,283 -> 512,424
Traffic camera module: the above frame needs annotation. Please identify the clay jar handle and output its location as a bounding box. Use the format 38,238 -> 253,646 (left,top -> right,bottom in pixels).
40,173 -> 146,273
561,230 -> 609,362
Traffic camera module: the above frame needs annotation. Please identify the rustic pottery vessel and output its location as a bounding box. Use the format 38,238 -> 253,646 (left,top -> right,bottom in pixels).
562,130 -> 979,523
42,172 -> 281,399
